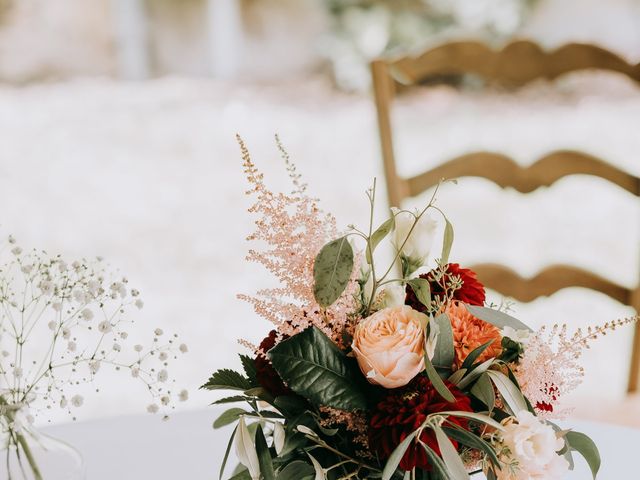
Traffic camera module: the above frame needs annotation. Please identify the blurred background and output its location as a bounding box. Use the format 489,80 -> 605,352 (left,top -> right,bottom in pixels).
0,0 -> 639,425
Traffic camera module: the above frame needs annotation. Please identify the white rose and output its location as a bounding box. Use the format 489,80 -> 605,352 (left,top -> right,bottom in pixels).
391,208 -> 437,265
379,284 -> 406,308
497,411 -> 569,480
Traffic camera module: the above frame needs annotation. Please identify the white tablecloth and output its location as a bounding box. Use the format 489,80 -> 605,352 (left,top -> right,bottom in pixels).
44,409 -> 639,479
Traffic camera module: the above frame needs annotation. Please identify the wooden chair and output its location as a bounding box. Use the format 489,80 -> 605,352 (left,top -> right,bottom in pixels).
371,40 -> 640,392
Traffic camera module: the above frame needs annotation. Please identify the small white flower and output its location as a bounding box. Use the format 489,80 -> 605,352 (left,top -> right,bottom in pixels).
89,360 -> 101,375
159,352 -> 168,361
119,332 -> 128,340
73,289 -> 86,303
67,341 -> 77,352
58,260 -> 68,273
160,395 -> 170,406
71,395 -> 84,407
11,246 -> 22,256
13,367 -> 23,378
87,280 -> 100,295
154,328 -> 163,336
131,366 -> 140,378
178,389 -> 188,402
71,261 -> 81,270
62,328 -> 71,339
97,321 -> 112,333
179,344 -> 188,354
48,320 -> 57,331
379,284 -> 406,308
113,343 -> 121,352
60,397 -> 68,408
157,369 -> 168,382
8,235 -> 16,244
52,302 -> 63,312
39,280 -> 53,295
21,264 -> 33,274
2,351 -> 9,358
81,308 -> 94,321
134,344 -> 143,353
135,299 -> 144,309
391,207 -> 438,265
147,403 -> 159,414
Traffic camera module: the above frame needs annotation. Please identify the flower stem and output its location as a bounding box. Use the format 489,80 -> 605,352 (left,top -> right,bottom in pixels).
0,397 -> 43,480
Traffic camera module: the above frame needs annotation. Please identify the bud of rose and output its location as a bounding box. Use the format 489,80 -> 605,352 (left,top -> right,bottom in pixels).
391,208 -> 437,272
352,306 -> 428,389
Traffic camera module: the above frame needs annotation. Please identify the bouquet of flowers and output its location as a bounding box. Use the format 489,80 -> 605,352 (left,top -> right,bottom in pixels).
204,138 -> 635,480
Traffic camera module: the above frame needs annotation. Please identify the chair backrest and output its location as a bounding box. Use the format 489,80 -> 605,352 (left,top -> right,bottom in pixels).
371,39 -> 640,392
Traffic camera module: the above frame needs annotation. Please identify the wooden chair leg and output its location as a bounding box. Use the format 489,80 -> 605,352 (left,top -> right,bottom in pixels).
629,320 -> 640,393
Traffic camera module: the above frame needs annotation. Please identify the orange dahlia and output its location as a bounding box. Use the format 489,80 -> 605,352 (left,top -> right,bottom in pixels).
446,301 -> 502,369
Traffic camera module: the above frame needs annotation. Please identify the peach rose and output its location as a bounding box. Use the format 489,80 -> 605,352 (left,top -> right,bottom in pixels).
352,306 -> 428,389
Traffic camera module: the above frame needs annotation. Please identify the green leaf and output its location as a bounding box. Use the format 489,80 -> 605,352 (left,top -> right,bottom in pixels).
566,431 -> 601,479
470,373 -> 495,412
219,425 -> 237,480
441,218 -> 454,264
235,416 -> 260,480
442,425 -> 500,467
461,340 -> 495,370
273,422 -> 285,455
382,430 -> 418,480
255,425 -> 275,480
212,395 -> 250,405
367,217 -> 395,264
457,358 -> 494,390
421,442 -> 452,480
465,305 -> 532,332
432,313 -> 454,371
437,411 -> 504,431
306,453 -> 324,480
240,354 -> 258,386
433,425 -> 470,479
424,348 -> 456,403
229,469 -> 252,480
447,368 -> 467,385
213,407 -> 247,429
201,369 -> 251,391
407,278 -> 431,309
277,461 -> 315,480
486,370 -> 528,414
268,327 -> 368,411
313,236 -> 354,307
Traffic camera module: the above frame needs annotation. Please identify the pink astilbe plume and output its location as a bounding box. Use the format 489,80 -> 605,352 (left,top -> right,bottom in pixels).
236,135 -> 360,348
515,317 -> 637,418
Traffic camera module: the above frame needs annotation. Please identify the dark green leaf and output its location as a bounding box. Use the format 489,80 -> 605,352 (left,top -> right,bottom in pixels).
432,313 -> 454,371
442,425 -> 500,467
367,217 -> 395,264
212,395 -> 250,405
313,236 -> 354,307
406,278 -> 431,309
566,431 -> 600,479
219,425 -> 237,480
470,373 -> 495,412
213,407 -> 247,429
268,327 -> 368,411
486,370 -> 528,414
456,358 -> 494,390
255,425 -> 276,480
461,340 -> 495,370
421,442 -> 452,480
228,468 -> 252,480
273,396 -> 308,417
465,305 -> 532,332
425,348 -> 456,403
433,425 -> 469,479
201,369 -> 251,391
441,218 -> 454,264
277,460 -> 315,480
382,430 -> 418,480
240,354 -> 258,386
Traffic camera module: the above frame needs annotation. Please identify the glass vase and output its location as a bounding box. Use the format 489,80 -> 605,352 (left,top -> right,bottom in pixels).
1,403 -> 85,480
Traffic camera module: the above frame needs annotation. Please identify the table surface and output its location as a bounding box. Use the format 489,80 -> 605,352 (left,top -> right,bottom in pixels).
44,409 -> 639,479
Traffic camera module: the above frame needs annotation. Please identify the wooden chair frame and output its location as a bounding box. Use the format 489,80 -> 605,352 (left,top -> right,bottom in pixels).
371,39 -> 640,392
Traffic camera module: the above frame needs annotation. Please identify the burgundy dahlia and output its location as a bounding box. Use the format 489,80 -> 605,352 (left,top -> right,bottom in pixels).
406,263 -> 486,312
369,376 -> 473,471
254,330 -> 291,398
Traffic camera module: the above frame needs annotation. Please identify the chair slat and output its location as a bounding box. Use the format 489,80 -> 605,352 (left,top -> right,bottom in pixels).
407,150 -> 640,196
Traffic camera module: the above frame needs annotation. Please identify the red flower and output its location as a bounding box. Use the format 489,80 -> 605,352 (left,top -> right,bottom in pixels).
368,376 -> 473,472
254,330 -> 292,398
406,264 -> 485,312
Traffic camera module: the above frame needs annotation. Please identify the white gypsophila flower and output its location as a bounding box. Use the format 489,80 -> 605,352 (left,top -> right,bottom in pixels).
179,343 -> 188,354
134,344 -> 143,353
81,308 -> 93,321
147,404 -> 159,414
502,326 -> 530,345
72,289 -> 85,303
52,302 -> 62,312
60,397 -> 67,408
48,321 -> 57,331
497,411 -> 569,480
131,366 -> 140,378
2,351 -> 9,357
57,260 -> 68,273
154,328 -> 164,336
89,360 -> 101,375
159,352 -> 168,361
135,299 -> 144,309
67,341 -> 76,352
87,280 -> 100,296
71,395 -> 84,408
391,207 -> 438,265
38,280 -> 53,295
21,264 -> 33,274
120,332 -> 128,340
113,343 -> 121,352
380,284 -> 406,308
178,389 -> 188,402
160,395 -> 170,406
62,328 -> 71,339
157,369 -> 168,382
11,246 -> 22,255
13,367 -> 23,378
97,321 -> 112,333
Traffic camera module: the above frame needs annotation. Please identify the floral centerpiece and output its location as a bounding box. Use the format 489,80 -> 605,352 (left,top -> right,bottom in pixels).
204,137 -> 636,480
0,237 -> 189,479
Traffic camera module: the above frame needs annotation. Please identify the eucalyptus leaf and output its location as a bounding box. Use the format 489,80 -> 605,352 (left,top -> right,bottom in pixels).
421,442 -> 452,480
457,358 -> 494,390
438,410 -> 504,431
486,370 -> 528,415
441,218 -> 454,264
432,313 -> 454,371
367,217 -> 395,264
255,425 -> 275,480
277,460 -> 315,480
273,422 -> 286,455
465,305 -> 533,332
433,425 -> 470,479
313,236 -> 354,307
307,453 -> 325,480
268,327 -> 368,411
461,340 -> 495,370
447,368 -> 467,385
382,430 -> 418,480
442,425 -> 501,467
424,349 -> 456,402
407,278 -> 431,309
235,417 -> 260,480
470,373 -> 495,412
219,425 -> 238,480
566,431 -> 601,479
213,407 -> 248,429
